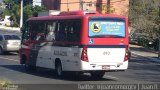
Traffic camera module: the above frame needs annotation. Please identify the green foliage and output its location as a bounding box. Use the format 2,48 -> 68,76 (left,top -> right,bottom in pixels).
23,5 -> 33,22
3,0 -> 15,4
33,5 -> 46,17
23,5 -> 46,22
2,0 -> 46,27
129,0 -> 160,40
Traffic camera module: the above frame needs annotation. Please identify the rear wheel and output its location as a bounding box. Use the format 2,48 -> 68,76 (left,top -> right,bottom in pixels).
90,71 -> 105,79
55,62 -> 63,77
24,60 -> 36,72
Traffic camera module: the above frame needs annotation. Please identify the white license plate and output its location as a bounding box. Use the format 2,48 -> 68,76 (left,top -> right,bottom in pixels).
102,65 -> 110,70
12,42 -> 18,45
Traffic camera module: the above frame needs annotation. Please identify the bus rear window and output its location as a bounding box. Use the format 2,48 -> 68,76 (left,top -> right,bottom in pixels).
89,18 -> 125,38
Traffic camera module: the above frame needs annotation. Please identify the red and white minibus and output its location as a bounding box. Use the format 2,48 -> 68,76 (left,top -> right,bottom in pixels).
19,10 -> 129,79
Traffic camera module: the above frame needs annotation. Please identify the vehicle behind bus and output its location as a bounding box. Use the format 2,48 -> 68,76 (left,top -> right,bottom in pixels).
19,10 -> 128,79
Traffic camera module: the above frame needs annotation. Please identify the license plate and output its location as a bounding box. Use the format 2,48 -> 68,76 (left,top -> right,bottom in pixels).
102,65 -> 110,70
12,42 -> 18,45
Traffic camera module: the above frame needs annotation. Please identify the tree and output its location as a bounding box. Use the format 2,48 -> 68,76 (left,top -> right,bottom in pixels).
33,5 -> 46,17
23,5 -> 33,23
2,0 -> 46,27
129,0 -> 160,43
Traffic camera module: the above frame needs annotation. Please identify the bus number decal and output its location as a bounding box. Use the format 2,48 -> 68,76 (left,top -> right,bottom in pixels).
54,50 -> 67,56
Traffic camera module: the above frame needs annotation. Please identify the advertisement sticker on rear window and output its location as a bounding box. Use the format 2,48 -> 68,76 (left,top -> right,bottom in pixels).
89,20 -> 125,38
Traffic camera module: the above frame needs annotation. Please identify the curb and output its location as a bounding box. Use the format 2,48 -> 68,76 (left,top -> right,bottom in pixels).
150,57 -> 160,64
131,52 -> 160,64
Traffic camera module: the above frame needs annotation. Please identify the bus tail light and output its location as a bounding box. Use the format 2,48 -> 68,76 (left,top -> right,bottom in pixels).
124,46 -> 129,61
81,46 -> 88,62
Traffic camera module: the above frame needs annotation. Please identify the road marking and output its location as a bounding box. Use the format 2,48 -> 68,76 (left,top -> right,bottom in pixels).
134,62 -> 145,65
132,52 -> 157,58
104,75 -> 119,80
84,73 -> 119,80
0,57 -> 19,62
131,52 -> 145,57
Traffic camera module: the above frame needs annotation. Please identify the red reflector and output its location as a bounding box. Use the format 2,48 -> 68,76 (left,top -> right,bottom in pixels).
81,46 -> 88,62
124,46 -> 129,61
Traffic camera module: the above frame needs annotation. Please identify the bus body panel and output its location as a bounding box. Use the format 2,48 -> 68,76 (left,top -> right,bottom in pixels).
87,47 -> 125,63
81,60 -> 128,71
36,45 -> 83,71
36,45 -> 55,69
35,45 -> 128,71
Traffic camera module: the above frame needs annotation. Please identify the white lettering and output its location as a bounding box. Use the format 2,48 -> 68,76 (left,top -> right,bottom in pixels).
141,84 -> 158,90
54,50 -> 67,56
78,84 -> 94,90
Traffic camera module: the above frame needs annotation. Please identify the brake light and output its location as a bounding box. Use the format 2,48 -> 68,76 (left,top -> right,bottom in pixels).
81,46 -> 88,62
124,46 -> 129,61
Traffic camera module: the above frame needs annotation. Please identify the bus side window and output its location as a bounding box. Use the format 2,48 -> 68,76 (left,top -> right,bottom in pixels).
56,21 -> 67,41
68,25 -> 75,42
30,22 -> 37,40
46,22 -> 56,41
36,33 -> 45,41
74,21 -> 81,42
31,22 -> 46,41
55,22 -> 59,41
68,20 -> 81,42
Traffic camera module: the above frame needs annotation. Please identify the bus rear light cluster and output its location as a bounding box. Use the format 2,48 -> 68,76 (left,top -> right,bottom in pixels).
124,46 -> 129,61
81,46 -> 88,62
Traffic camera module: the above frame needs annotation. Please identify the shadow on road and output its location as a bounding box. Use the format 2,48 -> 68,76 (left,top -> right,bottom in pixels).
130,45 -> 158,54
127,55 -> 160,82
0,52 -> 18,56
0,65 -> 117,82
130,54 -> 151,63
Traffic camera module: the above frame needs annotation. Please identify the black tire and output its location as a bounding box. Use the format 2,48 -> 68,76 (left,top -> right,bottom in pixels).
90,71 -> 105,79
24,61 -> 36,72
128,50 -> 131,60
71,72 -> 83,80
55,62 -> 63,77
0,47 -> 3,55
20,56 -> 25,64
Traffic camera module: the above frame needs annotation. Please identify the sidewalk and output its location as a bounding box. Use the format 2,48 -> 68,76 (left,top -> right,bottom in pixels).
130,44 -> 160,63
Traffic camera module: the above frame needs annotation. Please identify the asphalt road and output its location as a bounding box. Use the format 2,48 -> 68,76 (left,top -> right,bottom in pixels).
0,30 -> 160,90
0,52 -> 160,83
0,53 -> 160,90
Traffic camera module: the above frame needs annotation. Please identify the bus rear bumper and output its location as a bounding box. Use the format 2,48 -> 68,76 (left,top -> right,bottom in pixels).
80,61 -> 128,72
